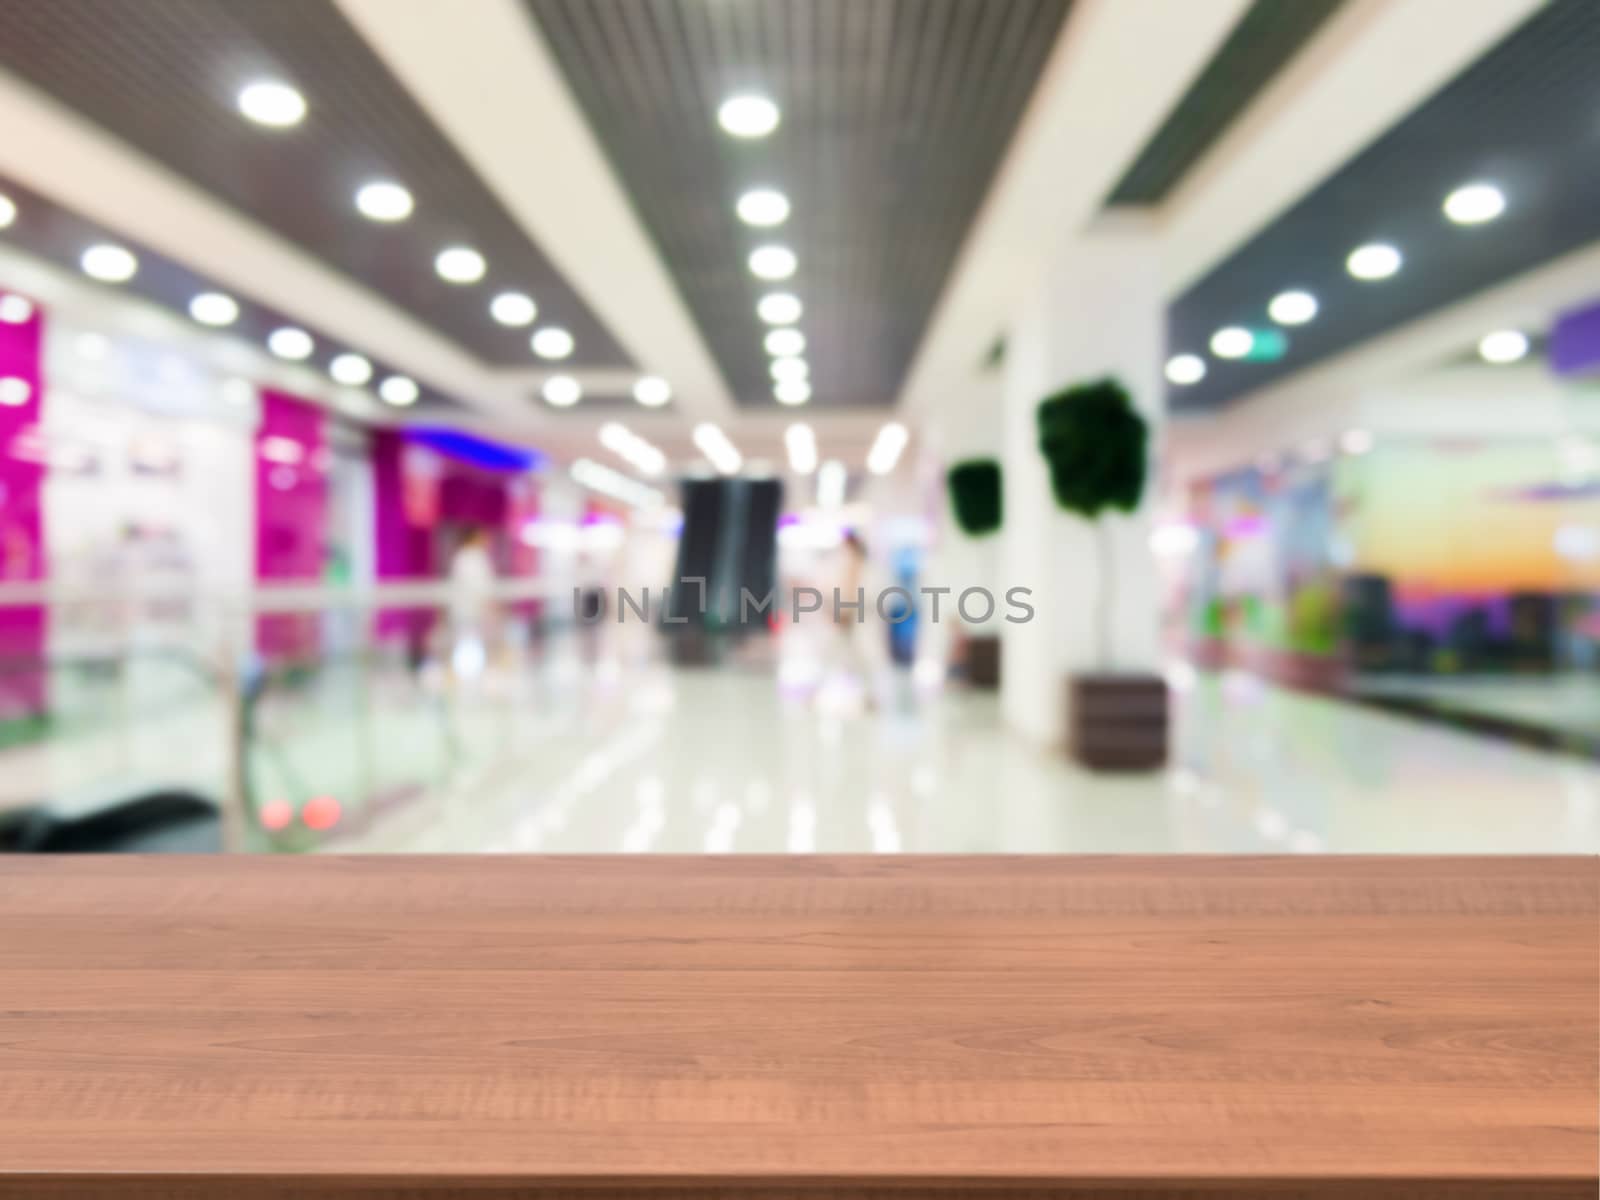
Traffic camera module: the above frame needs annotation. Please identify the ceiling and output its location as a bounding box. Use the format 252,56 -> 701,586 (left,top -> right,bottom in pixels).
0,170 -> 462,416
1166,0 -> 1600,411
526,0 -> 1074,411
0,0 -> 632,373
1107,0 -> 1346,207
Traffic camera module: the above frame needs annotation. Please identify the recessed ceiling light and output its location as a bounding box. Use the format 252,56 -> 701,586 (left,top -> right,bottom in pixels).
1210,327 -> 1254,359
718,94 -> 780,138
330,352 -> 373,386
490,291 -> 537,327
737,189 -> 790,228
236,79 -> 306,128
1479,329 -> 1529,365
379,375 -> 420,407
749,244 -> 797,281
771,356 -> 809,383
0,192 -> 15,229
188,292 -> 239,327
0,295 -> 34,325
1347,242 -> 1401,281
435,246 -> 485,284
1268,290 -> 1317,325
355,180 -> 413,222
633,376 -> 671,407
543,375 -> 582,407
1165,354 -> 1206,385
758,293 -> 802,325
0,376 -> 32,407
80,243 -> 138,283
268,326 -> 314,361
1443,182 -> 1505,226
765,328 -> 805,357
531,327 -> 574,360
774,379 -> 811,406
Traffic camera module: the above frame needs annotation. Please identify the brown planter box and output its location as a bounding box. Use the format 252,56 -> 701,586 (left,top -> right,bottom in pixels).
966,635 -> 1001,688
1070,672 -> 1168,771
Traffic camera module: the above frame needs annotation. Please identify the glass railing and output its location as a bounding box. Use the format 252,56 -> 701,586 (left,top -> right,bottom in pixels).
0,579 -> 573,853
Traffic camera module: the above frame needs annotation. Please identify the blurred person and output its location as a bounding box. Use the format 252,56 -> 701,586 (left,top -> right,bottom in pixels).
827,530 -> 887,711
447,526 -> 497,679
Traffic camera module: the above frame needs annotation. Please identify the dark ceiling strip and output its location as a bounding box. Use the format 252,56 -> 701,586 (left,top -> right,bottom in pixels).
1107,0 -> 1347,208
0,0 -> 633,371
525,0 -> 1073,411
1166,0 -> 1600,411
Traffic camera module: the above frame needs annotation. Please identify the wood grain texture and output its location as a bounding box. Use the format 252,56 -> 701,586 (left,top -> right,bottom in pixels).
0,856 -> 1593,1199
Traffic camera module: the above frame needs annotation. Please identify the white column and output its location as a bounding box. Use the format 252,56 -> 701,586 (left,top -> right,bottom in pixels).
1000,216 -> 1165,745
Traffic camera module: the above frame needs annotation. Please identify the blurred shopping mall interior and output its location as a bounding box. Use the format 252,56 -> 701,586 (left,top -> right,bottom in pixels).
0,0 -> 1595,856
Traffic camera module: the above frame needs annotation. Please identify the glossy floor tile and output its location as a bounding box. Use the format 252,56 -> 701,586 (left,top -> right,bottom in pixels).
334,651 -> 1600,855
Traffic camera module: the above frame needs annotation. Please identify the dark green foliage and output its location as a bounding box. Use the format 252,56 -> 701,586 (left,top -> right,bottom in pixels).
1036,377 -> 1148,517
947,458 -> 1002,536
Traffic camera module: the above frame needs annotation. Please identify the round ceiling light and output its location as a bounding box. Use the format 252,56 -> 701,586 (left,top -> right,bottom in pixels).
80,243 -> 138,283
1347,242 -> 1402,281
0,192 -> 15,229
774,379 -> 811,406
189,292 -> 239,327
758,292 -> 802,325
531,326 -> 574,360
435,246 -> 486,284
330,353 -> 373,386
490,291 -> 537,327
1479,329 -> 1529,365
355,180 -> 413,222
717,94 -> 780,139
1443,182 -> 1505,226
1164,354 -> 1206,385
633,376 -> 671,407
1268,290 -> 1318,325
379,375 -> 420,407
268,326 -> 314,361
543,375 -> 582,407
1210,327 -> 1254,359
237,79 -> 306,128
770,356 -> 809,383
0,295 -> 35,325
749,244 -> 797,280
737,188 -> 790,228
765,328 -> 805,357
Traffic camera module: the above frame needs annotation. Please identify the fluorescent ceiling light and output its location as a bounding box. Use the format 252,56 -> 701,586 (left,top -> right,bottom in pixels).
329,353 -> 373,386
490,292 -> 537,326
81,244 -> 138,283
737,189 -> 790,228
355,180 -> 413,222
379,375 -> 420,407
435,246 -> 486,284
718,94 -> 780,138
237,80 -> 306,128
1443,182 -> 1505,226
1164,354 -> 1205,385
1210,327 -> 1253,359
1347,243 -> 1401,281
268,327 -> 314,361
633,376 -> 671,407
543,374 -> 582,407
531,327 -> 574,360
188,292 -> 239,327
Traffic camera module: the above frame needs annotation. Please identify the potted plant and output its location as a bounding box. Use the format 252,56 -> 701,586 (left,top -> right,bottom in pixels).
946,458 -> 1002,686
1036,378 -> 1167,769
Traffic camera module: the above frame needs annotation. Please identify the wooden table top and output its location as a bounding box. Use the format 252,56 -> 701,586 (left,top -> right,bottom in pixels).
0,855 -> 1594,1199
